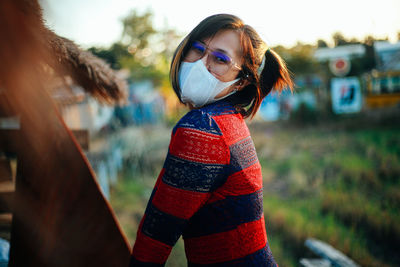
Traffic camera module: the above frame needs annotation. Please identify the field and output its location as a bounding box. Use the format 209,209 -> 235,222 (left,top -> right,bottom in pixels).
109,108 -> 400,266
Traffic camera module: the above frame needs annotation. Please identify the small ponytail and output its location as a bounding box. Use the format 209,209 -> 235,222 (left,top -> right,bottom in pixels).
241,48 -> 293,119
259,48 -> 294,99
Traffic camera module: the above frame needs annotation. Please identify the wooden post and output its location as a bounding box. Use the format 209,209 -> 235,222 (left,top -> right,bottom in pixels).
0,1 -> 131,265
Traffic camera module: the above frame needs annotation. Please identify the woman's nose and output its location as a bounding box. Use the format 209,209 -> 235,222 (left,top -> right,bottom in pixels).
201,52 -> 211,71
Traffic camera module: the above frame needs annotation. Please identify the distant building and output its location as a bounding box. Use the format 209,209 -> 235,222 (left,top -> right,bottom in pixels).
314,41 -> 400,109
366,41 -> 400,108
51,80 -> 115,137
374,41 -> 400,71
314,41 -> 400,72
314,44 -> 366,62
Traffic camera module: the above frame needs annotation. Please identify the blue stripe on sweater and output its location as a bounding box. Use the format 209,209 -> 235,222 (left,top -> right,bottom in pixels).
200,100 -> 238,116
162,154 -> 226,193
129,256 -> 165,267
183,189 -> 263,238
228,136 -> 259,174
172,100 -> 237,136
187,244 -> 278,267
141,203 -> 187,246
173,109 -> 222,136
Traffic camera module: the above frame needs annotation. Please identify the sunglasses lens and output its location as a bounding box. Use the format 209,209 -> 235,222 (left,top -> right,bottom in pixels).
184,41 -> 236,75
209,51 -> 231,75
185,41 -> 206,62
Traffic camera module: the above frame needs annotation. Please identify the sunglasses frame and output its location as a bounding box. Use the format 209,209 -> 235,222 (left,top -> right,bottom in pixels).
185,41 -> 242,75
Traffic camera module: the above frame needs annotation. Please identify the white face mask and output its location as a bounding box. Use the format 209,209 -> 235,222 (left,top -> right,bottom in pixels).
178,60 -> 239,107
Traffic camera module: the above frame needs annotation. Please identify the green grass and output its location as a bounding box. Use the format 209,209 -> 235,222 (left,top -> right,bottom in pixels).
109,172 -> 152,244
264,194 -> 394,267
252,118 -> 400,267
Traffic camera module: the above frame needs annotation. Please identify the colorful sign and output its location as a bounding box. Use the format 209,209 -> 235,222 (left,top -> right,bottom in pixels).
331,77 -> 362,114
329,57 -> 351,77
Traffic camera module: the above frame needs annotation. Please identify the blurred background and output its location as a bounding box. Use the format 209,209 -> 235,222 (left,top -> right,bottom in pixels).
40,0 -> 400,266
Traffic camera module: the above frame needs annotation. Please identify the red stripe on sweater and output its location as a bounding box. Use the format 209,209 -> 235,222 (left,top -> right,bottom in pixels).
170,127 -> 228,164
208,162 -> 263,203
132,230 -> 172,264
184,216 -> 267,264
213,113 -> 249,146
152,180 -> 210,219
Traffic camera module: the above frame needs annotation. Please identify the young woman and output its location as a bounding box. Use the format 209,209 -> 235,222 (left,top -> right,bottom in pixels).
130,14 -> 293,266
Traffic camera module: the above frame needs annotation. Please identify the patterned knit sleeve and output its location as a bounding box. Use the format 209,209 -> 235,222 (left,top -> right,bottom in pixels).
129,110 -> 229,266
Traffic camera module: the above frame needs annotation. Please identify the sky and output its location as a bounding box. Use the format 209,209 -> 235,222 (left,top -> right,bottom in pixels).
41,0 -> 400,49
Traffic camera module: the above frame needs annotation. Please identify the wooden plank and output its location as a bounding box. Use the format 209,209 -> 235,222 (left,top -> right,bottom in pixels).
8,113 -> 131,266
0,214 -> 12,229
0,158 -> 12,182
305,238 -> 359,267
0,181 -> 14,193
0,130 -> 19,155
0,192 -> 13,213
1,2 -> 131,265
0,92 -> 17,117
5,62 -> 131,267
365,93 -> 400,108
0,117 -> 19,130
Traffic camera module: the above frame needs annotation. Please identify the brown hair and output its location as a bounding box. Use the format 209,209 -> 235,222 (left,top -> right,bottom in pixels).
170,14 -> 294,118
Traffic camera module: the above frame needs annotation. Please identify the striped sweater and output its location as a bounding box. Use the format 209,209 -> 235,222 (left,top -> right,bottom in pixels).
130,100 -> 277,266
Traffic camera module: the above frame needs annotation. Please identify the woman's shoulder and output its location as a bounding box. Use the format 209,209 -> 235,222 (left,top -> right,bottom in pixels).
201,100 -> 238,117
173,108 -> 221,136
173,100 -> 239,135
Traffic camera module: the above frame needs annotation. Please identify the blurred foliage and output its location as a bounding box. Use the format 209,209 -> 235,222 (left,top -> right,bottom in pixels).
121,10 -> 157,53
88,42 -> 130,70
89,9 -> 182,86
274,43 -> 319,76
316,39 -> 328,48
288,102 -> 318,125
251,111 -> 400,267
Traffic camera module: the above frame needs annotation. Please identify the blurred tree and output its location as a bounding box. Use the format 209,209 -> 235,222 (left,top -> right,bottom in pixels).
332,32 -> 348,47
364,35 -> 375,46
87,9 -> 182,86
88,42 -> 130,70
348,37 -> 361,45
121,9 -> 156,62
274,42 -> 318,76
120,9 -> 181,84
346,36 -> 376,76
317,39 -> 328,48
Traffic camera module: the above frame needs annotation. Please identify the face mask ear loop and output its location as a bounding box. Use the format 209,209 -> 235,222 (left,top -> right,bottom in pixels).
212,78 -> 240,102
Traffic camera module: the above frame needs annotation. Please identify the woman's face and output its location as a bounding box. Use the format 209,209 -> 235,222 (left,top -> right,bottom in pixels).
184,29 -> 243,83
